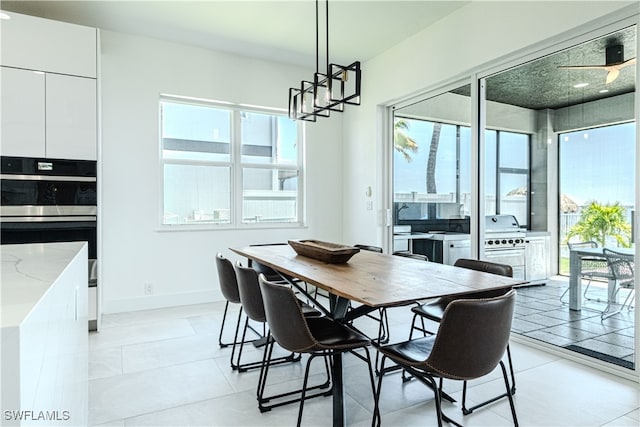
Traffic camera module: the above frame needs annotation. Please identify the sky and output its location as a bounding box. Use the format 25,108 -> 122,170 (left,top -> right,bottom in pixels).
394,119 -> 636,208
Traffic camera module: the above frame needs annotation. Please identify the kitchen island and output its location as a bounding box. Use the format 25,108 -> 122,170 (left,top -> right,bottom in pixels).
1,242 -> 88,426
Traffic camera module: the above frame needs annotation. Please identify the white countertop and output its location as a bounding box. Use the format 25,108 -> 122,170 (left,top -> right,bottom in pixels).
1,241 -> 87,328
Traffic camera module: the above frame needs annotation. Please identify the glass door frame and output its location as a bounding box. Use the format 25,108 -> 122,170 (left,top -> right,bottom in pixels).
384,11 -> 639,381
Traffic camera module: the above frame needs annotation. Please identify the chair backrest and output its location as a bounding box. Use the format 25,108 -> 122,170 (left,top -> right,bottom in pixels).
215,253 -> 241,304
249,243 -> 287,278
454,258 -> 513,278
354,244 -> 383,253
603,248 -> 635,283
234,262 -> 266,323
426,289 -> 516,380
393,251 -> 429,262
567,241 -> 598,250
259,275 -> 318,353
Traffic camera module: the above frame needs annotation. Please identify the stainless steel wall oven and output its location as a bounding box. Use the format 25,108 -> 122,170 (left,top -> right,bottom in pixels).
1,156 -> 98,329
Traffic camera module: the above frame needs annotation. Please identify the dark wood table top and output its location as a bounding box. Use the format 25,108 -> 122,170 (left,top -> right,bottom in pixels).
231,244 -> 526,308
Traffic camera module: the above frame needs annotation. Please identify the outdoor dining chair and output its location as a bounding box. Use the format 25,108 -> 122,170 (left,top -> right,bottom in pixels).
601,248 -> 635,319
561,241 -> 611,304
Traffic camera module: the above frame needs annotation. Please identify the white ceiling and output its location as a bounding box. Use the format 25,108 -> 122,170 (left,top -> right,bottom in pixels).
1,0 -> 469,67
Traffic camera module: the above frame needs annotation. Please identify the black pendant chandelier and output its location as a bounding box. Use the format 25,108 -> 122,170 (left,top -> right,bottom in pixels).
288,0 -> 361,121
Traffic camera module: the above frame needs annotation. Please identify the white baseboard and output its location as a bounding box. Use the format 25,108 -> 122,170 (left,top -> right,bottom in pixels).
102,289 -> 223,314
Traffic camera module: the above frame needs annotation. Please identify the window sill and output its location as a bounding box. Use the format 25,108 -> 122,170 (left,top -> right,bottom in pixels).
156,222 -> 308,232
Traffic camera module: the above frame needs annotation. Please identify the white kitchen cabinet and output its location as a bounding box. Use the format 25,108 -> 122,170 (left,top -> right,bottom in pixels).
0,67 -> 46,158
1,69 -> 97,160
525,235 -> 550,281
0,10 -> 96,78
46,74 -> 97,160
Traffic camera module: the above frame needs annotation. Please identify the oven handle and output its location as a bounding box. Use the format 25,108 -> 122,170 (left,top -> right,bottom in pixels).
0,174 -> 96,182
485,248 -> 525,256
1,216 -> 97,222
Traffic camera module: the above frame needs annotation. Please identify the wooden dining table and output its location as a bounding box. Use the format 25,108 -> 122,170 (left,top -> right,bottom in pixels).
230,244 -> 526,427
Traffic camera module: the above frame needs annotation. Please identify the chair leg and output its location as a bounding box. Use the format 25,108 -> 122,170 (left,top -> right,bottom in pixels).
361,347 -> 380,423
372,356 -> 387,427
462,345 -> 516,414
499,361 -> 519,426
234,315 -> 250,370
426,374 -> 445,427
229,306 -> 244,370
506,344 -> 516,394
296,353 -> 320,427
218,301 -> 232,347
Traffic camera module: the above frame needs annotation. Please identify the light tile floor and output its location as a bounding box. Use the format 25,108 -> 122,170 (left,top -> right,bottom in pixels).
90,298 -> 640,426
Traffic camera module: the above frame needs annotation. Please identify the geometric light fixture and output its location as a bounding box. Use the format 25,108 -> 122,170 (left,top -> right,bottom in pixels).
288,0 -> 361,121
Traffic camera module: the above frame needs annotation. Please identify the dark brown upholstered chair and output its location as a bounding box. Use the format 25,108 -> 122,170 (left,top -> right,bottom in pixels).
234,263 -> 329,412
354,244 -> 384,253
374,290 -> 518,427
409,258 -> 516,415
259,276 -> 378,427
216,253 -> 264,371
601,248 -> 635,320
561,241 -> 611,303
393,251 -> 429,261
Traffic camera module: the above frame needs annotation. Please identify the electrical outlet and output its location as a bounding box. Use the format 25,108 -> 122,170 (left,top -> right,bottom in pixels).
144,283 -> 153,295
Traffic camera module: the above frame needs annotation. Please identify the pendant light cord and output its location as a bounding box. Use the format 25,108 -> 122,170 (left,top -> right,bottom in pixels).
315,0 -> 319,74
325,0 -> 329,74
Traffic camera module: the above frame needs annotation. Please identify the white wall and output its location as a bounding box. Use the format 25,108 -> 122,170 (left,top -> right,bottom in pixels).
100,31 -> 343,313
341,1 -> 636,247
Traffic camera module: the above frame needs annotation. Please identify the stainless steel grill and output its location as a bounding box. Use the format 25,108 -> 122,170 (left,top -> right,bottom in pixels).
484,214 -> 525,279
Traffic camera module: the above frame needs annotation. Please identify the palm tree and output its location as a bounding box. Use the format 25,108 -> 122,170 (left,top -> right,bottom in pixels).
393,119 -> 418,162
426,122 -> 442,194
567,201 -> 632,247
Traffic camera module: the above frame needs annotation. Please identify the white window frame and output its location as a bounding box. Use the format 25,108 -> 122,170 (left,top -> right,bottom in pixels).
159,95 -> 305,230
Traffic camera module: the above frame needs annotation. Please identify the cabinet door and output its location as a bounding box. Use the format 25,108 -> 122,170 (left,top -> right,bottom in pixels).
0,11 -> 96,78
0,67 -> 46,157
45,74 -> 97,160
525,237 -> 549,281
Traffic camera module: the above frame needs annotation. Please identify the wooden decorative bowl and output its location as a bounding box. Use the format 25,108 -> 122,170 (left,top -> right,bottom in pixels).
287,240 -> 360,264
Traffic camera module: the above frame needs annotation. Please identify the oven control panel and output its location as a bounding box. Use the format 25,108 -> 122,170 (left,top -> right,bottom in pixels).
485,238 -> 525,248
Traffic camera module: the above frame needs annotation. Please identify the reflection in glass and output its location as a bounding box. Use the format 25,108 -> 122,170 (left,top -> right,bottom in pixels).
163,164 -> 230,224
241,113 -> 298,165
161,101 -> 231,162
393,84 -> 472,223
242,168 -> 298,223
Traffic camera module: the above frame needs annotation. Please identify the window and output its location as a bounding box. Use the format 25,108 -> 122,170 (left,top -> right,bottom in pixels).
393,117 -> 472,222
485,130 -> 530,227
160,97 -> 303,226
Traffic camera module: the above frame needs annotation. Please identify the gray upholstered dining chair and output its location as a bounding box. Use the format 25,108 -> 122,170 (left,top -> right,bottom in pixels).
373,290 -> 518,427
601,248 -> 635,319
408,258 -> 517,415
215,253 -> 248,369
259,275 -> 378,427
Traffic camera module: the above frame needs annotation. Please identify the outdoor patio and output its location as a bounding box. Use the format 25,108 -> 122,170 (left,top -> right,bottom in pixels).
513,277 -> 635,369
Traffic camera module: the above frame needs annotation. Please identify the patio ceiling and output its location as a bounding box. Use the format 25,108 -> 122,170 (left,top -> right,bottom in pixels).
454,26 -> 637,110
